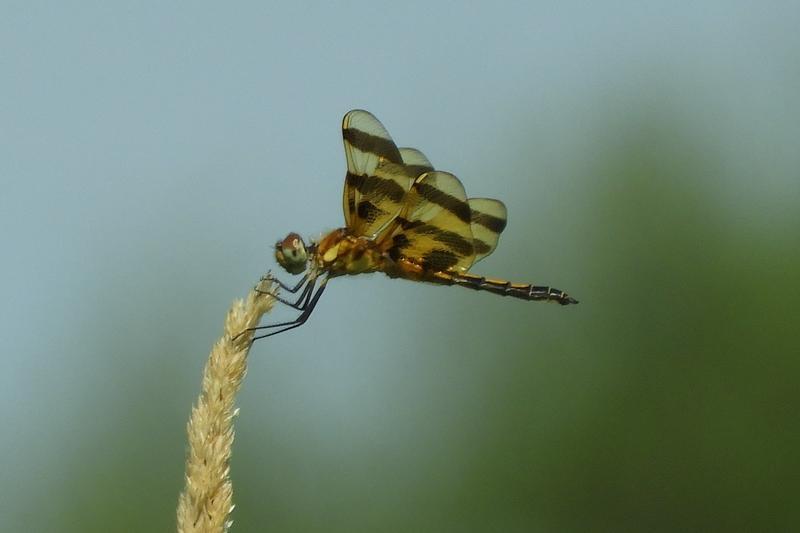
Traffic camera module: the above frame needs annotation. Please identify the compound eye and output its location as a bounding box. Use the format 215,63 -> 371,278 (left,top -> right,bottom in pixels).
275,232 -> 308,275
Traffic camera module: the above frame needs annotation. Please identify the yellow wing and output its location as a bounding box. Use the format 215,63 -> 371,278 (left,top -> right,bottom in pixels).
468,198 -> 507,264
342,110 -> 423,239
398,147 -> 434,176
381,171 -> 477,273
341,111 -> 507,268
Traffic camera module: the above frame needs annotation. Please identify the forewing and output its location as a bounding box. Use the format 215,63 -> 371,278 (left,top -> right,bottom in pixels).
383,171 -> 476,273
468,198 -> 507,263
341,110 -> 414,238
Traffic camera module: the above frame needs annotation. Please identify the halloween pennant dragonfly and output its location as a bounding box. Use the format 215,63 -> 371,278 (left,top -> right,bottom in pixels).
248,110 -> 577,340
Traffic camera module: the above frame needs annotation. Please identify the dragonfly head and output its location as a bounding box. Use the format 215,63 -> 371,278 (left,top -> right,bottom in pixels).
275,232 -> 309,275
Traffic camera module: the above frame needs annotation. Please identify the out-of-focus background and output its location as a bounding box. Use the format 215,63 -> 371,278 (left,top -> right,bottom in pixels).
2,2 -> 798,531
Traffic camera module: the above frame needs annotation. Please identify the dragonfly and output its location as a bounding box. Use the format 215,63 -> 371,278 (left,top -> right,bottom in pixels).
247,110 -> 577,340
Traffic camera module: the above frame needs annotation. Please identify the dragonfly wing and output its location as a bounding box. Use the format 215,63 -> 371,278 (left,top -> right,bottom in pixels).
468,198 -> 507,264
381,171 -> 476,273
398,147 -> 434,177
341,110 -> 418,238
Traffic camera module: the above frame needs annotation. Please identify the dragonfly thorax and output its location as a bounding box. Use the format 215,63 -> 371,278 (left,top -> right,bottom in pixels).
315,228 -> 383,276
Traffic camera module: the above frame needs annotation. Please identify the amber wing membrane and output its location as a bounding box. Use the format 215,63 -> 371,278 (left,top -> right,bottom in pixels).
398,147 -> 434,175
378,171 -> 509,274
468,198 -> 507,264
342,110 -> 433,239
342,110 -> 508,273
378,171 -> 475,272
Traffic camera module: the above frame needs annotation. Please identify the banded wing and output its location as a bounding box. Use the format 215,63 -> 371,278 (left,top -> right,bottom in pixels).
382,171 -> 477,273
342,110 -> 424,239
468,198 -> 507,263
398,147 -> 434,175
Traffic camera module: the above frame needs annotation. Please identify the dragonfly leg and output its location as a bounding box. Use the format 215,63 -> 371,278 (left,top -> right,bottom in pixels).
234,277 -> 327,342
258,272 -> 308,293
232,278 -> 318,342
251,281 -> 328,340
256,275 -> 315,310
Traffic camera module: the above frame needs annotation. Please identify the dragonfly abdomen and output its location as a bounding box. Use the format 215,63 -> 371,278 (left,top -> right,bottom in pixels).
436,271 -> 578,305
